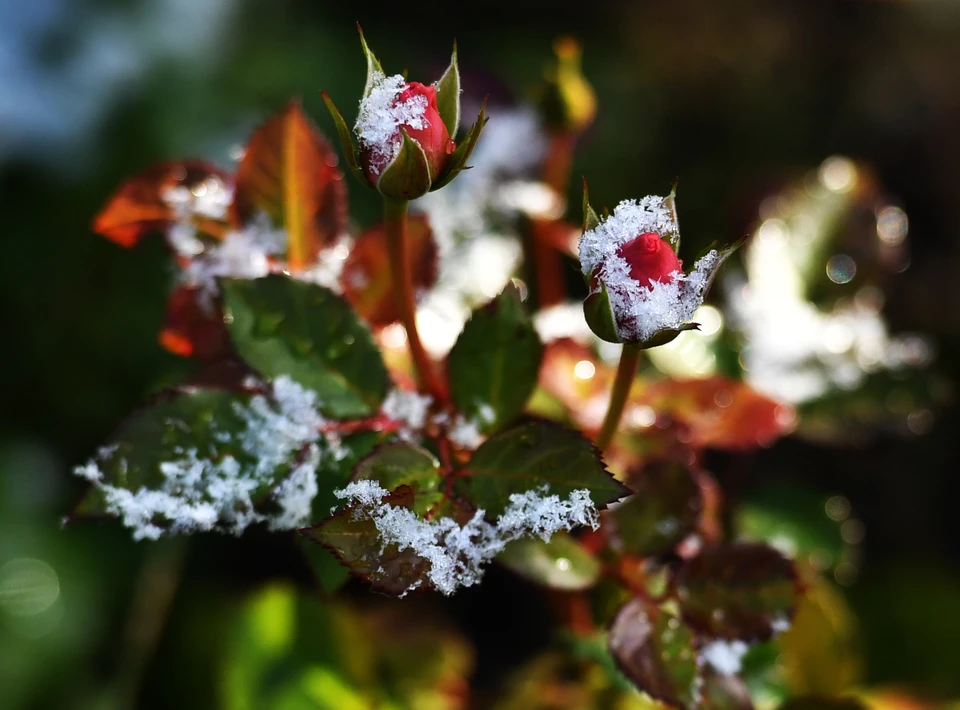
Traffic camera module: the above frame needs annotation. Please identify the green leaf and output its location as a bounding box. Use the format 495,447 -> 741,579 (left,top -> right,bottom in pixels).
222,275 -> 389,419
608,599 -> 700,709
447,286 -> 544,434
498,531 -> 600,590
357,25 -> 384,98
321,91 -> 365,185
375,128 -> 433,200
434,42 -> 460,137
354,442 -> 444,514
431,99 -> 487,190
458,419 -> 629,517
300,431 -> 387,596
676,543 -> 801,641
72,388 -> 299,525
609,459 -> 703,558
300,486 -> 432,596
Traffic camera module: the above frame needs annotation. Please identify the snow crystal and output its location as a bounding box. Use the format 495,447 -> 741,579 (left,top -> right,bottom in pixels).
73,376 -> 330,540
382,389 -> 433,440
334,481 -> 599,595
445,414 -> 484,450
700,639 -> 750,676
160,178 -> 234,258
579,198 -> 721,342
180,214 -> 286,308
771,616 -> 792,634
355,72 -> 429,176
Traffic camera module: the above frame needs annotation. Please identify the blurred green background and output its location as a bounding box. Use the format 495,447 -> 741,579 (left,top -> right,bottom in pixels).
2,0 -> 960,708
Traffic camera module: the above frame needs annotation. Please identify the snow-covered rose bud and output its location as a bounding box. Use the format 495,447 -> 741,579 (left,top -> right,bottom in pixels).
359,81 -> 454,187
615,231 -> 683,288
322,30 -> 487,202
579,190 -> 740,347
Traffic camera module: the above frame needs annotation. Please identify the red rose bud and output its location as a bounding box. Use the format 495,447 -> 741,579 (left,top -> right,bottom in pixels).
356,76 -> 457,200
616,232 -> 683,288
396,83 -> 454,180
323,30 -> 486,200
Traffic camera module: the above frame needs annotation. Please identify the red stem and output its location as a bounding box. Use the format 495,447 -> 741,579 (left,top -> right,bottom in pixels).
383,198 -> 445,400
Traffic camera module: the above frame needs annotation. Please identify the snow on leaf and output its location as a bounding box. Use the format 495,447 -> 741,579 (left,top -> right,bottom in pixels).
92,160 -> 233,248
306,480 -> 600,596
70,377 -> 337,540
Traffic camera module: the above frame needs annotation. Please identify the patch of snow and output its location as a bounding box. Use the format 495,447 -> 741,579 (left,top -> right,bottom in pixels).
382,389 -> 433,440
334,481 -> 599,595
445,414 -> 484,450
354,71 -> 428,176
73,376 -> 331,540
179,213 -> 286,309
700,639 -> 750,676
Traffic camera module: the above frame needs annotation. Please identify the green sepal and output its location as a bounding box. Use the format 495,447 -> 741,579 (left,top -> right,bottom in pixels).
688,232 -> 747,299
582,178 -> 601,232
431,99 -> 487,190
664,180 -> 681,250
638,322 -> 701,350
434,42 -> 461,137
357,24 -> 384,98
376,128 -> 433,200
321,91 -> 365,186
583,282 -> 622,344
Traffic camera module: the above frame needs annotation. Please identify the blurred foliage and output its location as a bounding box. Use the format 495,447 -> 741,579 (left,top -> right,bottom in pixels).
3,0 -> 960,708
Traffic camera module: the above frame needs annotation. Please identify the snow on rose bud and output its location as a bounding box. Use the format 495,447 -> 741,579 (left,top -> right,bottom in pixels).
323,27 -> 487,201
578,182 -> 744,347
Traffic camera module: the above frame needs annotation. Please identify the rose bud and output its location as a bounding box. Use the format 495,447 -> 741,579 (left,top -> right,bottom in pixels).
323,28 -> 487,201
579,184 -> 743,347
359,81 -> 454,185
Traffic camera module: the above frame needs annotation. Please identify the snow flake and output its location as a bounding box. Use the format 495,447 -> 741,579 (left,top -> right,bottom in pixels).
334,481 -> 599,595
700,639 -> 750,676
73,376 -> 332,540
355,72 -> 428,176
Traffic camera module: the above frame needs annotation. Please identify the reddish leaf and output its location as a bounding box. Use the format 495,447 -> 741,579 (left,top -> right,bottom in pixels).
300,486 -> 432,596
634,376 -> 796,450
608,598 -> 701,709
342,215 -> 438,326
676,543 -> 801,641
159,286 -> 233,360
232,101 -> 347,270
93,161 -> 232,247
607,459 -> 703,558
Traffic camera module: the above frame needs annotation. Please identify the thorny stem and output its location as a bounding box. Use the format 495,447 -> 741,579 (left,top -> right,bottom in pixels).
596,343 -> 642,451
383,198 -> 444,399
111,538 -> 187,709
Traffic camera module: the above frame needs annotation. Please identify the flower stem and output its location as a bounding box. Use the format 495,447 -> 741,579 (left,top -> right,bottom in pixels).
111,538 -> 187,709
596,344 -> 642,451
383,197 -> 443,398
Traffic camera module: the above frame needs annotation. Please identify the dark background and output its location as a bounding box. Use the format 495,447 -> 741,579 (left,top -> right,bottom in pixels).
1,0 -> 959,707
